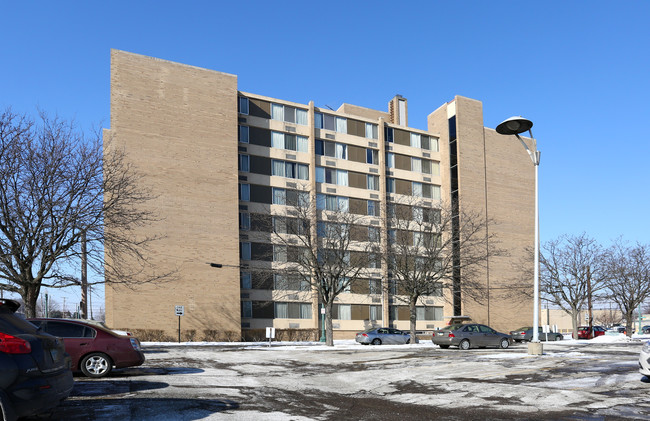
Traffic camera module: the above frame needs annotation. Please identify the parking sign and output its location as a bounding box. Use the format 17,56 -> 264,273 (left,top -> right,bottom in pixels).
175,305 -> 185,316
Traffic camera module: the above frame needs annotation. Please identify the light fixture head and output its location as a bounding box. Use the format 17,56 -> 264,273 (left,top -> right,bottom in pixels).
496,116 -> 533,135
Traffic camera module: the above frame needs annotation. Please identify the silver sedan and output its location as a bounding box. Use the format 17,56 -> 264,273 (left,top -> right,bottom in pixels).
432,323 -> 511,350
355,327 -> 411,345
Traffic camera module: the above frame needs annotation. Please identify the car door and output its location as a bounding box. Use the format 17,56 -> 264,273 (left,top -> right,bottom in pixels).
41,321 -> 96,369
388,328 -> 406,344
478,325 -> 499,347
460,324 -> 481,346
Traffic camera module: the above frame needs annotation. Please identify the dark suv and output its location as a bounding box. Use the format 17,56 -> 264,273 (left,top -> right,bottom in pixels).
0,299 -> 73,421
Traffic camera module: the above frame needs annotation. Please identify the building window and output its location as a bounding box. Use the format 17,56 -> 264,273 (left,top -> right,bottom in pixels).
296,109 -> 308,125
239,212 -> 250,230
412,182 -> 423,197
369,279 -> 381,295
272,188 -> 286,205
386,153 -> 395,168
239,97 -> 249,115
272,160 -> 308,180
368,253 -> 380,269
316,167 -> 347,186
275,302 -> 312,319
241,272 -> 252,289
369,305 -> 381,320
271,103 -> 308,126
271,103 -> 284,121
366,148 -> 379,164
386,178 -> 395,193
367,175 -> 379,191
416,306 -> 443,321
368,226 -> 379,242
333,304 -> 351,320
239,126 -> 249,143
239,154 -> 250,172
367,200 -> 379,216
242,301 -> 252,318
411,158 -> 422,173
410,133 -> 421,149
431,161 -> 440,176
273,245 -> 287,262
240,242 -> 251,260
316,194 -> 349,212
272,131 -> 309,152
365,123 -> 378,139
385,126 -> 393,143
336,117 -> 347,133
239,183 -> 250,202
335,143 -> 347,160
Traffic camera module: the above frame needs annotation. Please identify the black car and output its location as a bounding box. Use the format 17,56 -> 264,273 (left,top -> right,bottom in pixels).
0,299 -> 74,420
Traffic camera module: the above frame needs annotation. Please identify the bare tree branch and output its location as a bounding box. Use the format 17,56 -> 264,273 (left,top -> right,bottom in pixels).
0,108 -> 172,317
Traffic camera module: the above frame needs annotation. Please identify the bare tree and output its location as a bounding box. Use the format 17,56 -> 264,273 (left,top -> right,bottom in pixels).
385,199 -> 499,342
268,186 -> 376,346
0,108 -> 166,317
604,241 -> 650,336
538,234 -> 608,339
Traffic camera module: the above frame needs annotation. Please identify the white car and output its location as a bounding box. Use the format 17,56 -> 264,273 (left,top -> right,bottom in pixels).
640,341 -> 650,377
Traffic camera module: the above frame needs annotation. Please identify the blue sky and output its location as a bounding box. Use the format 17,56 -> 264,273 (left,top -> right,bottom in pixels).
2,2 -> 649,308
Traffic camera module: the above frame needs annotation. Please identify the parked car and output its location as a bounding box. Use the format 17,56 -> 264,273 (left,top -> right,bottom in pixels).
510,326 -> 563,342
642,326 -> 650,334
355,327 -> 412,345
432,323 -> 511,350
640,340 -> 650,377
1,299 -> 73,420
577,326 -> 606,339
28,318 -> 145,378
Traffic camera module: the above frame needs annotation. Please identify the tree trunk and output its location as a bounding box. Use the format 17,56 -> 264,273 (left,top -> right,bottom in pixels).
409,297 -> 418,343
571,308 -> 580,339
325,302 -> 334,346
625,311 -> 634,337
23,283 -> 40,318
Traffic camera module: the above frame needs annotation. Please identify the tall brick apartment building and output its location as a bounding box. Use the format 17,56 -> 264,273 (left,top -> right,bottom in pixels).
105,50 -> 534,339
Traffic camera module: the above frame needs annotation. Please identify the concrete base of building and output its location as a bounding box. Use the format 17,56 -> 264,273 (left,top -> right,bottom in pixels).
527,341 -> 544,355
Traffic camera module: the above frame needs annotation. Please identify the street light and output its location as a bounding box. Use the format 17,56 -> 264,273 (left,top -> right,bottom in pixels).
496,116 -> 542,355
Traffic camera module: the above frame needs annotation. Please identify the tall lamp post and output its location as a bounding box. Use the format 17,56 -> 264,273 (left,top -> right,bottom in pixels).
496,116 -> 543,355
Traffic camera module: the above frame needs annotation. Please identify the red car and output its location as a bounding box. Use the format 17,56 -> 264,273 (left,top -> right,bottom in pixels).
28,318 -> 145,378
577,325 -> 606,339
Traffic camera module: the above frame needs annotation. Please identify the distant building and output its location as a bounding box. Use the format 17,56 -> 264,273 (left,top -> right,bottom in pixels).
104,50 -> 535,339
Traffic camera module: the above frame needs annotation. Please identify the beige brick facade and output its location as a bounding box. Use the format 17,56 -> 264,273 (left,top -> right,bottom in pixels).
106,50 -> 535,339
106,50 -> 241,338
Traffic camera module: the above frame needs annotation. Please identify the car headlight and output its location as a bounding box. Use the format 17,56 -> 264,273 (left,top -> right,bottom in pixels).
643,341 -> 650,354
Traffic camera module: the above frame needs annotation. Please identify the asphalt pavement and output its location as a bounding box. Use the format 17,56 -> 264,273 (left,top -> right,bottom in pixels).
47,339 -> 650,420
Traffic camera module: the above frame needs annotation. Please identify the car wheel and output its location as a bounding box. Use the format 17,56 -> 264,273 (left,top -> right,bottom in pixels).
555,335 -> 562,341
459,339 -> 470,350
81,352 -> 113,378
438,345 -> 450,349
371,338 -> 381,345
500,338 -> 510,349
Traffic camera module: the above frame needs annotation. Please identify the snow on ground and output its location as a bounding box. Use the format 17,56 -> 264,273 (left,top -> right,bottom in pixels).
143,331 -> 650,350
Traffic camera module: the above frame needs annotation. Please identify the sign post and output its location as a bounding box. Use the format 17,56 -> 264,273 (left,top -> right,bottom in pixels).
175,305 -> 185,343
266,327 -> 275,347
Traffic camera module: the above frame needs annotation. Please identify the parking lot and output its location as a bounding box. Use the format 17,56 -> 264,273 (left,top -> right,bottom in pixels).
48,338 -> 650,420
